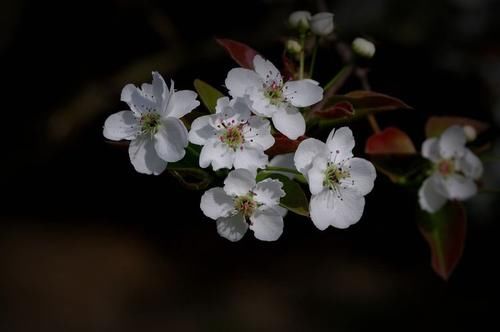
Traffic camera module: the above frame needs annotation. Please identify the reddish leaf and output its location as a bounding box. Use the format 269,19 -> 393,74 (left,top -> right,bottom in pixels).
323,90 -> 412,113
216,38 -> 259,69
425,116 -> 490,138
266,133 -> 306,156
282,52 -> 297,81
315,101 -> 355,119
365,127 -> 416,154
418,202 -> 467,280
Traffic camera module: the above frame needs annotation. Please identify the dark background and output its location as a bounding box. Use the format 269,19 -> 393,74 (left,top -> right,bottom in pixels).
1,0 -> 499,331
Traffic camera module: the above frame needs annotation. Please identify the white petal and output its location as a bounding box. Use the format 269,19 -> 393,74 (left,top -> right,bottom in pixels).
294,138 -> 327,176
225,68 -> 262,98
253,55 -> 283,86
269,153 -> 296,179
200,187 -> 235,220
331,188 -> 365,229
216,213 -> 248,242
103,111 -> 138,141
443,174 -> 478,200
215,97 -> 231,113
283,80 -> 323,107
307,156 -> 328,195
121,84 -> 140,114
153,117 -> 188,162
457,149 -> 483,180
421,137 -> 441,162
244,117 -> 274,150
152,71 -> 167,107
249,208 -> 284,241
271,106 -> 306,140
233,145 -> 269,174
188,115 -> 217,145
165,90 -> 200,119
418,177 -> 447,213
309,190 -> 336,230
199,140 -> 234,170
326,127 -> 355,162
253,178 -> 285,207
128,137 -> 167,175
439,125 -> 466,158
248,89 -> 279,117
344,157 -> 376,196
223,168 -> 256,196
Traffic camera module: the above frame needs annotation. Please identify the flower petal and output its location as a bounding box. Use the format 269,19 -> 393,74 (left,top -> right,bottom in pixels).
233,145 -> 269,174
244,117 -> 274,150
189,115 -> 217,145
271,106 -> 306,140
309,189 -> 336,230
418,177 -> 447,213
294,138 -> 327,176
200,187 -> 234,220
224,168 -> 256,196
439,125 -> 466,158
344,157 -> 376,196
269,153 -> 296,179
253,55 -> 283,86
152,71 -> 168,107
442,174 -> 478,200
253,178 -> 285,207
128,136 -> 168,175
457,149 -> 483,180
421,137 -> 441,162
326,127 -> 354,162
165,90 -> 200,119
103,111 -> 138,141
248,89 -> 279,117
199,140 -> 234,170
249,208 -> 284,241
307,156 -> 328,195
283,80 -> 323,107
216,213 -> 248,242
225,68 -> 261,98
215,97 -> 231,113
331,188 -> 365,229
153,117 -> 188,162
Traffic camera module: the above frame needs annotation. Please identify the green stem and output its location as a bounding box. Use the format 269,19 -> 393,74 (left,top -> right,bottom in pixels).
308,36 -> 319,78
299,32 -> 306,80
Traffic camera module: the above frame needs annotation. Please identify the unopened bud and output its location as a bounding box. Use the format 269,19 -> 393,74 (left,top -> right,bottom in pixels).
352,38 -> 376,59
286,39 -> 302,54
463,125 -> 477,142
289,11 -> 311,31
310,12 -> 334,36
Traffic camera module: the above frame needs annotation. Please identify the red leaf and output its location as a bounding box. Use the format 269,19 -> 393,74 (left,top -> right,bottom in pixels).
323,90 -> 412,113
216,38 -> 259,69
425,116 -> 490,138
266,133 -> 306,156
418,202 -> 467,280
365,127 -> 416,154
315,101 -> 355,119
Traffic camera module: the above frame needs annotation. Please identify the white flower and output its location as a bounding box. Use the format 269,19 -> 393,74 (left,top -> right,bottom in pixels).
289,11 -> 311,30
226,55 -> 323,140
352,38 -> 376,59
310,12 -> 334,36
418,126 -> 483,213
269,153 -> 296,179
200,169 -> 286,242
294,127 -> 376,230
103,72 -> 200,175
188,97 -> 274,174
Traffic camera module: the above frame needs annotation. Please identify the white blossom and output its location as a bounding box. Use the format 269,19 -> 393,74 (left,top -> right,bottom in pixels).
200,169 -> 286,242
226,55 -> 323,140
188,97 -> 274,174
294,127 -> 376,230
310,12 -> 335,36
103,72 -> 199,175
418,126 -> 483,213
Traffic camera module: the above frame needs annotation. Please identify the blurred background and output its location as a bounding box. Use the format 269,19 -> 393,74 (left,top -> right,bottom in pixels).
1,0 -> 499,331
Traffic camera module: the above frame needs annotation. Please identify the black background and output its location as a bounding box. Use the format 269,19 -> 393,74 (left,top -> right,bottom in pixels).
1,0 -> 499,331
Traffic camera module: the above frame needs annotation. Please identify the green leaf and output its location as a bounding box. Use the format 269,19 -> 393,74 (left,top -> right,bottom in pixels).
417,202 -> 467,280
193,79 -> 224,114
257,173 -> 309,217
166,144 -> 212,190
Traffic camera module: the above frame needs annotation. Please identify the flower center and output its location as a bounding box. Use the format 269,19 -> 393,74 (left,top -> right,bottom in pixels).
323,163 -> 351,190
140,112 -> 161,136
234,195 -> 257,218
220,126 -> 244,150
264,81 -> 284,105
437,159 -> 455,176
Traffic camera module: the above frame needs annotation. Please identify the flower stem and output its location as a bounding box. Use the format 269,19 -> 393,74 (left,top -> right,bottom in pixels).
308,36 -> 319,78
356,67 -> 381,133
299,32 -> 306,80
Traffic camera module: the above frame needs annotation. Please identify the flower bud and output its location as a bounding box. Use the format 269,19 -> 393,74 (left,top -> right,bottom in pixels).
289,11 -> 311,31
310,12 -> 334,36
463,125 -> 477,142
286,39 -> 302,54
352,38 -> 376,59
